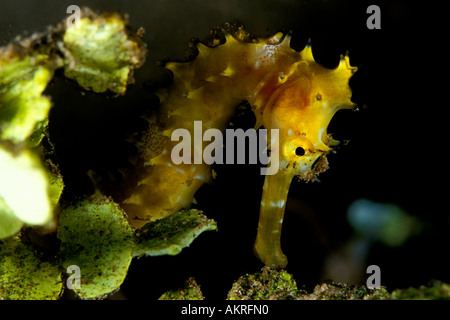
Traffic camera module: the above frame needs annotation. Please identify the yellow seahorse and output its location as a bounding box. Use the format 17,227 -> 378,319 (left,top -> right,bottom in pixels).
121,28 -> 357,268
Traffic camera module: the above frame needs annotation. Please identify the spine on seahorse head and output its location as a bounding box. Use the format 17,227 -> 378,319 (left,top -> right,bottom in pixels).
121,28 -> 357,268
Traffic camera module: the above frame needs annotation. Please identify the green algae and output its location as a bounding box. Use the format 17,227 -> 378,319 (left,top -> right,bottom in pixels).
62,12 -> 146,94
298,281 -> 390,300
0,8 -> 145,240
159,277 -> 204,300
0,146 -> 57,238
0,195 -> 218,300
0,236 -> 62,300
134,209 -> 217,257
0,37 -> 59,239
227,267 -> 448,300
228,266 -> 305,300
0,196 -> 23,239
0,54 -> 58,144
0,7 -> 220,300
56,195 -> 217,299
391,281 -> 450,300
57,195 -> 135,299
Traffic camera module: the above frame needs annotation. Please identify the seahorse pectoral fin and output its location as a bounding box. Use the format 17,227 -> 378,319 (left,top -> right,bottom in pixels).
254,170 -> 294,268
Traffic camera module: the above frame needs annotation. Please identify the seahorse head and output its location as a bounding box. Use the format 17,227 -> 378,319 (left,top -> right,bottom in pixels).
253,40 -> 357,268
257,42 -> 357,180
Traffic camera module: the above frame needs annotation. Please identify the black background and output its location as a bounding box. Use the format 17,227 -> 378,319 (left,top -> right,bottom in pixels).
1,0 -> 447,300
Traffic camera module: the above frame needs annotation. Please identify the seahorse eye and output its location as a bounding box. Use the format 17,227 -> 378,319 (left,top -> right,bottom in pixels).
315,93 -> 322,101
295,147 -> 305,156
